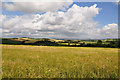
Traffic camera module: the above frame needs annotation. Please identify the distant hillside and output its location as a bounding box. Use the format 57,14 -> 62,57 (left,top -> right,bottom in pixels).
1,38 -> 119,48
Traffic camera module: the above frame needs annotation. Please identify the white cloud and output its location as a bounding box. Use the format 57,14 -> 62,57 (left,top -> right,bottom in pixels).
113,0 -> 120,5
1,4 -> 118,39
3,1 -> 73,13
98,23 -> 118,39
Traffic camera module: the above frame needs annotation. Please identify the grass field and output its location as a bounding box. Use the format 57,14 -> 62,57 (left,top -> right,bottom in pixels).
2,45 -> 118,78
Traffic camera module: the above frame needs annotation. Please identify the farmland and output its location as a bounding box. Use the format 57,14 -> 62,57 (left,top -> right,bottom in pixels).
1,38 -> 119,48
2,44 -> 118,78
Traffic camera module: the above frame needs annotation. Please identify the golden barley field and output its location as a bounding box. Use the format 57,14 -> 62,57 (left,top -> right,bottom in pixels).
2,45 -> 118,78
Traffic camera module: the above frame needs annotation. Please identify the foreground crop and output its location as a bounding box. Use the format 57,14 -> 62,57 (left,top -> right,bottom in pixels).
2,45 -> 118,78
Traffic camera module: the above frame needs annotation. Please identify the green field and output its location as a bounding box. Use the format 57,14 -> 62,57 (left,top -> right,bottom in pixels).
2,45 -> 118,78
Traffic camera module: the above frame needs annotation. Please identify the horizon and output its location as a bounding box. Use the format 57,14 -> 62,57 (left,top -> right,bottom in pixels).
1,37 -> 119,40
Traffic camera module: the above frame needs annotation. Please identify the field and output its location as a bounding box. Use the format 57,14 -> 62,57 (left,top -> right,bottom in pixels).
2,45 -> 118,78
1,38 -> 119,48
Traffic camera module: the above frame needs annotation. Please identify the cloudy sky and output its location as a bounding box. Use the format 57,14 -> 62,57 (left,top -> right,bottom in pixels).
1,1 -> 118,39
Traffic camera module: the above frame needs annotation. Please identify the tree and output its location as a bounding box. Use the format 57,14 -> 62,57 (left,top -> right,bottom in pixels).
21,41 -> 26,44
97,40 -> 102,45
41,38 -> 49,42
67,40 -> 71,46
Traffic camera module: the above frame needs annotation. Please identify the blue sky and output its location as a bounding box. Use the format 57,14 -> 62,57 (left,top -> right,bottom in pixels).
2,2 -> 118,28
1,2 -> 118,39
66,2 -> 118,28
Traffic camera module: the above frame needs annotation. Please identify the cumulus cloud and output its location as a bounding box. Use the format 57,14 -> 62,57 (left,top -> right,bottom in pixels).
1,4 -> 118,39
98,23 -> 118,39
3,0 -> 73,13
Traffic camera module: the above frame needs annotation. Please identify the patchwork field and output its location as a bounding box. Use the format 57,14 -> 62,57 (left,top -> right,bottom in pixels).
2,45 -> 118,78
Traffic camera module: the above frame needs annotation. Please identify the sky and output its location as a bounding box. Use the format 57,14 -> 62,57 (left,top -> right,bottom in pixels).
0,1 -> 119,39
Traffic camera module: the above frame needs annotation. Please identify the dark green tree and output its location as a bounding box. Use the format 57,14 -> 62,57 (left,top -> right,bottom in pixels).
97,40 -> 102,45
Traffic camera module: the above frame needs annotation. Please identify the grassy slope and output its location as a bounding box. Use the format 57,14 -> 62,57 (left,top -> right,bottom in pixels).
2,45 -> 118,78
